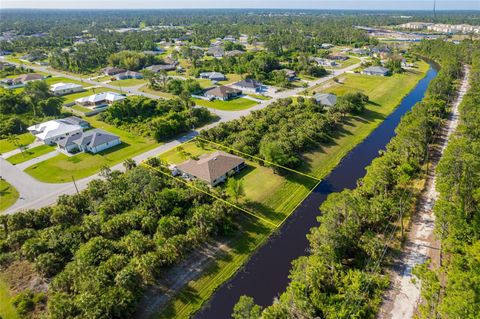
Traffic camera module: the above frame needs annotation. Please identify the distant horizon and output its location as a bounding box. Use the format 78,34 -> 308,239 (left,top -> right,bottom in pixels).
1,0 -> 479,11
2,7 -> 480,11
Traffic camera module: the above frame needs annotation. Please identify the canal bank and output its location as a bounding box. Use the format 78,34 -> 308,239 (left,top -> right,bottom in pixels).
195,63 -> 439,319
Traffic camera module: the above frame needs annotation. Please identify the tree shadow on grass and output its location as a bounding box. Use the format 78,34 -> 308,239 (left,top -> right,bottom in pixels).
0,186 -> 13,197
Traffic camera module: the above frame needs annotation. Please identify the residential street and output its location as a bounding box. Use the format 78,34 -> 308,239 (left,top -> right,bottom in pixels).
1,59 -> 363,214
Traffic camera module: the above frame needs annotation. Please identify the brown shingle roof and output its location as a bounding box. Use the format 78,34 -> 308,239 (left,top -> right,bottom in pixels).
176,151 -> 245,184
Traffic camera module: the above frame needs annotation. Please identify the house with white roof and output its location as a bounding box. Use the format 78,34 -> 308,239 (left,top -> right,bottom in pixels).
50,83 -> 85,96
57,129 -> 121,154
362,66 -> 390,76
28,120 -> 83,145
199,72 -> 226,81
75,92 -> 126,110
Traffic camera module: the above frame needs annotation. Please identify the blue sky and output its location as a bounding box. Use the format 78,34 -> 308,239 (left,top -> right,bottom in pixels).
2,0 -> 479,10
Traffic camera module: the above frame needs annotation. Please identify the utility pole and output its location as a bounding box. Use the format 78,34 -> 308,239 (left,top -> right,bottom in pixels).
72,176 -> 79,194
433,0 -> 437,21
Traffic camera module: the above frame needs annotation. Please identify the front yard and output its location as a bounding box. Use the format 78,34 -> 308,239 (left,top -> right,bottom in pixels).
24,116 -> 158,183
192,97 -> 257,111
108,78 -> 147,88
6,144 -> 54,165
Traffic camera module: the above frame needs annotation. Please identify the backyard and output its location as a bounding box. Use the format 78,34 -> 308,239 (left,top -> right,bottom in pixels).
192,97 -> 257,111
24,116 -> 158,183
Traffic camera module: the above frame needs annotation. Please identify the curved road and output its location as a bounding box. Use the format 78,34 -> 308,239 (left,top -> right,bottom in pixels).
1,59 -> 364,214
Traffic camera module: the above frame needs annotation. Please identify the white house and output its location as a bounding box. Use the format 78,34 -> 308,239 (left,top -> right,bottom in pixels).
28,120 -> 83,145
75,92 -> 126,110
199,72 -> 226,81
50,83 -> 85,96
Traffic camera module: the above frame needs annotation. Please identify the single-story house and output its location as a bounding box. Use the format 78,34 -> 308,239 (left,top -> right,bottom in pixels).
102,67 -> 126,76
0,61 -> 15,70
321,43 -> 334,49
314,93 -> 337,107
75,92 -> 126,110
283,69 -> 297,81
204,86 -> 242,101
144,64 -> 177,72
225,50 -> 244,57
14,73 -> 44,84
199,72 -> 226,81
352,48 -> 370,55
115,71 -> 143,80
59,116 -> 90,129
328,55 -> 349,61
50,82 -> 85,96
174,151 -> 246,186
313,58 -> 337,67
230,78 -> 263,93
206,47 -> 225,58
57,129 -> 121,154
143,49 -> 164,55
28,120 -> 83,145
362,66 -> 390,76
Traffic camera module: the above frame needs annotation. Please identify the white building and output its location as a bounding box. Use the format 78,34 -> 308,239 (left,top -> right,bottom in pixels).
28,120 -> 83,145
50,83 -> 85,96
75,92 -> 126,110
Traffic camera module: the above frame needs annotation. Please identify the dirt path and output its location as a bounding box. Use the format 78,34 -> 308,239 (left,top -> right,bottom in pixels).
134,240 -> 231,319
377,66 -> 470,319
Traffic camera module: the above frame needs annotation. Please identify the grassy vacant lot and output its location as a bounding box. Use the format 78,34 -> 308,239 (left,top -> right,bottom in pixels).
44,76 -> 87,87
247,93 -> 271,100
62,87 -> 121,104
6,144 -> 54,165
140,86 -> 175,99
156,60 -> 431,319
24,116 -> 158,183
192,97 -> 257,111
196,78 -> 213,89
108,78 -> 147,88
0,179 -> 19,212
217,73 -> 243,85
0,276 -> 19,319
329,56 -> 360,69
0,133 -> 35,153
159,140 -> 318,229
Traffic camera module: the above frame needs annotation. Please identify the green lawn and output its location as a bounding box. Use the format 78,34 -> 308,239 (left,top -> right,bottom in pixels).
0,179 -> 19,212
0,276 -> 19,319
155,60 -> 431,319
140,86 -> 174,99
247,93 -> 271,100
6,145 -> 55,165
44,76 -> 87,87
217,73 -> 243,85
0,133 -> 35,154
62,87 -> 121,104
328,56 -> 361,69
192,97 -> 257,111
70,104 -> 94,114
108,78 -> 147,88
24,116 -> 159,183
196,78 -> 214,89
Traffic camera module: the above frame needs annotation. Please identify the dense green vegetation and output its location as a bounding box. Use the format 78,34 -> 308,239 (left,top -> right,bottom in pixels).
200,92 -> 368,169
414,45 -> 480,319
232,39 -> 466,318
0,81 -> 64,137
99,96 -> 215,142
0,165 -> 240,318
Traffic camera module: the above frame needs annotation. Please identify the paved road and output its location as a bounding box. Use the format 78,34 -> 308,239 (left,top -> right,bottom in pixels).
1,59 -> 363,214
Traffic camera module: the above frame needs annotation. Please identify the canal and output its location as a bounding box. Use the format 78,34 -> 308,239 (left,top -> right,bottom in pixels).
196,63 -> 439,319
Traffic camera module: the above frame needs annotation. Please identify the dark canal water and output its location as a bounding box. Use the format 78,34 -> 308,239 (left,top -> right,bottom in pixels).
196,64 -> 438,319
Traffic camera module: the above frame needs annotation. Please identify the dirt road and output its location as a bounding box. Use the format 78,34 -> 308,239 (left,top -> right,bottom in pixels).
377,66 -> 470,319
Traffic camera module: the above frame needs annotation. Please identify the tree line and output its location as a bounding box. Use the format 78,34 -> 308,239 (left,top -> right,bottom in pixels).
200,93 -> 368,170
232,39 -> 466,319
99,96 -> 215,142
413,43 -> 480,319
